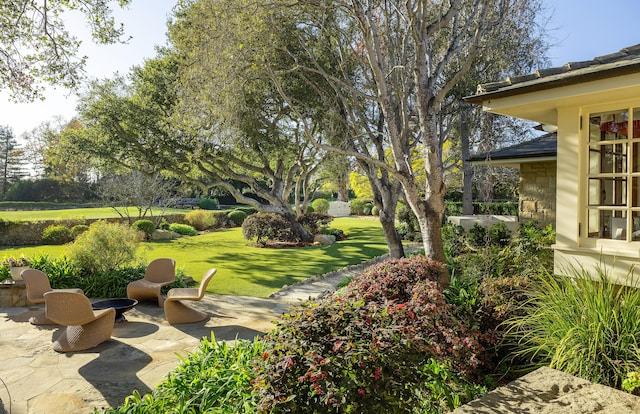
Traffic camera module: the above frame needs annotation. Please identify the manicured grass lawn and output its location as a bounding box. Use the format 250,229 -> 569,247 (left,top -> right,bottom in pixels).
0,207 -> 187,221
0,217 -> 390,298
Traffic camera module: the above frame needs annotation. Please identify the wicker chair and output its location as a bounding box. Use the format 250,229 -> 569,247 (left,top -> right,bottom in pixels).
126,258 -> 176,306
44,291 -> 115,352
21,269 -> 83,325
164,268 -> 216,325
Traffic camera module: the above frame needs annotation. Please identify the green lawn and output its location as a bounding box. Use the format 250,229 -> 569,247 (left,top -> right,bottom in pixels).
0,207 -> 187,221
0,217 -> 390,298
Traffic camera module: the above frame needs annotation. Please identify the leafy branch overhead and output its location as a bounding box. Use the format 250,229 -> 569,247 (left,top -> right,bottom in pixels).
0,0 -> 131,101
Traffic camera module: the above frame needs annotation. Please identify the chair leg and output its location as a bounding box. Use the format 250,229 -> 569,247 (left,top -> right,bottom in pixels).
52,313 -> 114,352
164,300 -> 207,325
29,309 -> 56,325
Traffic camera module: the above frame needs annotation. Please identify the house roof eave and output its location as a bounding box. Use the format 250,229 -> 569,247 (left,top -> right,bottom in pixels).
464,45 -> 640,104
470,155 -> 557,168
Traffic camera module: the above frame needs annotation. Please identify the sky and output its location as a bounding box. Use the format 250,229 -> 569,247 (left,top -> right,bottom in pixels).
2,0 -> 640,141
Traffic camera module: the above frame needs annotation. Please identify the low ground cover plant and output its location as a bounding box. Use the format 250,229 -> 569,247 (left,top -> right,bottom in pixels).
97,334 -> 263,414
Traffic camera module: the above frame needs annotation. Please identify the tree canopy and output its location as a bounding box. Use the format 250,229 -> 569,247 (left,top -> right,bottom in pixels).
1,0 -> 131,101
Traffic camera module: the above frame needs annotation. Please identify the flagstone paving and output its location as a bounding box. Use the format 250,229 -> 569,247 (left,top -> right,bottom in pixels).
0,258 -> 376,414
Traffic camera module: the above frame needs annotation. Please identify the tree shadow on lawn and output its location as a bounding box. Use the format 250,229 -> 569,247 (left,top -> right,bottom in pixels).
207,240 -> 387,292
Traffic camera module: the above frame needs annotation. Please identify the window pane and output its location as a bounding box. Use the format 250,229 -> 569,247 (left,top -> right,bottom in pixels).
588,210 -> 627,239
634,108 -> 640,138
633,142 -> 640,173
588,209 -> 601,238
589,178 -> 627,206
589,143 -> 627,174
590,109 -> 629,141
633,212 -> 640,240
588,178 -> 602,206
634,177 -> 640,207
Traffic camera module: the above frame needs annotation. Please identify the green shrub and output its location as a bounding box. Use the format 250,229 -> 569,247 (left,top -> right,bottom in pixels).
371,205 -> 379,216
448,221 -> 554,282
29,254 -> 81,289
310,198 -> 330,214
66,220 -> 143,275
227,209 -> 248,226
442,223 -> 466,258
198,197 -> 219,210
42,224 -> 73,245
184,210 -> 215,230
349,197 -> 372,215
254,255 -> 489,412
168,223 -> 198,236
444,201 -> 518,217
131,219 -> 156,239
100,334 -> 262,414
397,202 -> 419,234
296,212 -> 332,235
505,265 -> 640,389
158,218 -> 170,230
211,211 -> 233,228
241,212 -> 294,245
466,223 -> 488,247
319,226 -> 346,241
229,206 -> 258,216
29,253 -> 189,298
464,222 -> 515,249
70,224 -> 89,239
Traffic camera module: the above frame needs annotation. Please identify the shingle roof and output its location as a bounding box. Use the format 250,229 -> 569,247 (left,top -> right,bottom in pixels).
470,133 -> 556,162
465,44 -> 640,103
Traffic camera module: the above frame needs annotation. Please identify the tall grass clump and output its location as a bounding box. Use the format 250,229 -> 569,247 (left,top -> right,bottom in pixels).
506,263 -> 640,388
66,220 -> 143,275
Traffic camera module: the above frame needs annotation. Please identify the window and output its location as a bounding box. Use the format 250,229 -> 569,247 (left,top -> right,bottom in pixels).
587,107 -> 640,241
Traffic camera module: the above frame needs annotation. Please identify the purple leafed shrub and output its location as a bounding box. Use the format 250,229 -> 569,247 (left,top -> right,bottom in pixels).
254,255 -> 489,413
344,254 -> 445,303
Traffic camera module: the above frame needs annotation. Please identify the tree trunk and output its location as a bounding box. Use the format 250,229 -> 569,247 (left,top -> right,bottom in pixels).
379,213 -> 404,258
461,104 -> 474,215
286,214 -> 313,242
337,187 -> 349,202
416,200 -> 449,287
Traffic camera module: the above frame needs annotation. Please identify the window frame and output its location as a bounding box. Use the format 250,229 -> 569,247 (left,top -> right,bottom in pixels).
581,101 -> 640,247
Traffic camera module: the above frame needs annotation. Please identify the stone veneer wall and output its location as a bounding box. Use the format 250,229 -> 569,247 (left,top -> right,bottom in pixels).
518,161 -> 556,226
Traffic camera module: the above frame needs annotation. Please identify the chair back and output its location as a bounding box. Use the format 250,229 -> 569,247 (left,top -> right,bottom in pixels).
44,291 -> 97,326
22,269 -> 52,303
145,258 -> 176,284
197,268 -> 217,299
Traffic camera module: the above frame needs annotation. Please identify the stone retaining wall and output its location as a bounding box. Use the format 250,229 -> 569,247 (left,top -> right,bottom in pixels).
0,281 -> 31,307
0,214 -> 186,246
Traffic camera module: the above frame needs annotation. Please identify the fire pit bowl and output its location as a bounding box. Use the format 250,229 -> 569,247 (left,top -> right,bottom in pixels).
92,298 -> 138,323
